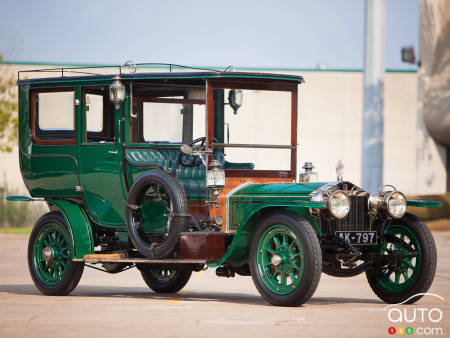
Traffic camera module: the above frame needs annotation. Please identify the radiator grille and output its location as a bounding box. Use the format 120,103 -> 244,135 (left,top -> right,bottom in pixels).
321,195 -> 371,232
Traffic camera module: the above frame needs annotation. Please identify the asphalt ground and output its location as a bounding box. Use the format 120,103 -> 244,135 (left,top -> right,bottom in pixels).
0,233 -> 449,338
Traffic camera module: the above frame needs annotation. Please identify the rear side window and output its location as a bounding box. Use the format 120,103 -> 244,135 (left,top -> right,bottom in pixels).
83,87 -> 115,143
31,89 -> 76,144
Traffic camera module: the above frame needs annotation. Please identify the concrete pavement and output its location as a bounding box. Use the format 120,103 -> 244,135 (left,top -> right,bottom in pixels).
1,233 -> 449,338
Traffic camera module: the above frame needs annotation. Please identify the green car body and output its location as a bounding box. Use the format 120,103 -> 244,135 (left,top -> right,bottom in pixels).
12,64 -> 442,305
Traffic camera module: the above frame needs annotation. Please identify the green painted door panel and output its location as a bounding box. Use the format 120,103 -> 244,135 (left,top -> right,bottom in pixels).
48,199 -> 94,259
20,146 -> 80,197
79,144 -> 126,226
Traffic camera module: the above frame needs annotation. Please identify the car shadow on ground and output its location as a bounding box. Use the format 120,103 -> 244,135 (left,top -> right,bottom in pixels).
0,283 -> 383,306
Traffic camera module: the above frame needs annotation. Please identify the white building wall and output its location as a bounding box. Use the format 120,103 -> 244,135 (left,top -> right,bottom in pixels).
0,63 -> 446,195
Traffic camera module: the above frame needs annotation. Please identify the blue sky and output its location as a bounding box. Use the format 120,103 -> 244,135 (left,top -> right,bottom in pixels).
0,0 -> 418,70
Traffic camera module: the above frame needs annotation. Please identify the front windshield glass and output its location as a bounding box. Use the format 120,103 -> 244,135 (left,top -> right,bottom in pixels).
221,89 -> 291,171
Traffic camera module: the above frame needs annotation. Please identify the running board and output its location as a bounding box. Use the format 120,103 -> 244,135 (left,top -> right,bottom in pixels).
74,254 -> 206,264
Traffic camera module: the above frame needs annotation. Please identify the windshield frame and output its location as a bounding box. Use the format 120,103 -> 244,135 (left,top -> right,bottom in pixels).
206,79 -> 298,179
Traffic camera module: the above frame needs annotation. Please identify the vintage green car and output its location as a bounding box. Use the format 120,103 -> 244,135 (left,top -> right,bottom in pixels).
9,63 -> 442,306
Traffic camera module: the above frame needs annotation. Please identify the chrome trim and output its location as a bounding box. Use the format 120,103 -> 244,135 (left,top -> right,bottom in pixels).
368,185 -> 406,219
225,182 -> 255,232
212,143 -> 293,149
327,190 -> 350,219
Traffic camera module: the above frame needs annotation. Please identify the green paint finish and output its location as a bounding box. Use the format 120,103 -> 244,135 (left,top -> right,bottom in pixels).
208,182 -> 328,267
256,224 -> 305,294
406,199 -> 443,208
234,182 -> 322,195
79,143 -> 126,226
49,200 -> 94,259
375,224 -> 421,292
140,190 -> 172,234
32,222 -> 72,286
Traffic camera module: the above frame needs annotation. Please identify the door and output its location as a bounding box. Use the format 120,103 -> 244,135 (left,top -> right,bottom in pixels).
78,86 -> 126,226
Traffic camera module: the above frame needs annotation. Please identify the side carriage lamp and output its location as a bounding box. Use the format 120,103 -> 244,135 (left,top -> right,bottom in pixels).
109,75 -> 125,110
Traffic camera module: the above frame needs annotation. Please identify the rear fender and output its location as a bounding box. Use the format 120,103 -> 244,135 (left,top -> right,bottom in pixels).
48,199 -> 94,259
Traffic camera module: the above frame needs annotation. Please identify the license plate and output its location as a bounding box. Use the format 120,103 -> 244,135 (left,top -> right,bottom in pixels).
335,231 -> 377,245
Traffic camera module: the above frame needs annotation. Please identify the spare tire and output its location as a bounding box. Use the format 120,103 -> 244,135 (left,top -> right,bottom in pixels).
126,169 -> 188,258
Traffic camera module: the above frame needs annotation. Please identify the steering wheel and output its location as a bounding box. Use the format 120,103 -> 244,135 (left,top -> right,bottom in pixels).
178,137 -> 218,167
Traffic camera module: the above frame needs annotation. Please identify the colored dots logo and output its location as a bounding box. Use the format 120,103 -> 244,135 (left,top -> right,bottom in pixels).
387,326 -> 414,335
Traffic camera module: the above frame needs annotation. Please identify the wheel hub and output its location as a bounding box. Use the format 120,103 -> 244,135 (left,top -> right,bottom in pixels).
271,254 -> 282,266
42,246 -> 54,263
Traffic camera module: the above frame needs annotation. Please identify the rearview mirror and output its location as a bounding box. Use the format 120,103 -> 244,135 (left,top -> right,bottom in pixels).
228,89 -> 243,114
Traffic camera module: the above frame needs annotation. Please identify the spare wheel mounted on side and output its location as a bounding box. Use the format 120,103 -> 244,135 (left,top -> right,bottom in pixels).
126,169 -> 189,258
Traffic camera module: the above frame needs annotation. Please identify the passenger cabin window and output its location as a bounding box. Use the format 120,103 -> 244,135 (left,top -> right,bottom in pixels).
32,90 -> 76,144
143,101 -> 183,143
130,86 -> 205,145
83,87 -> 115,143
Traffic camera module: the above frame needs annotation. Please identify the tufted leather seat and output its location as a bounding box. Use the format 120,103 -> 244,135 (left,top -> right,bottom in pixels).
126,148 -> 254,197
126,148 -> 207,197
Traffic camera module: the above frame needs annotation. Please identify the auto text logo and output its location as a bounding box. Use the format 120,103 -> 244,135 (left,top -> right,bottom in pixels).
385,293 -> 447,336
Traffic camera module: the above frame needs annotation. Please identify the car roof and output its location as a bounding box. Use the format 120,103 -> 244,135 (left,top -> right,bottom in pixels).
17,64 -> 304,85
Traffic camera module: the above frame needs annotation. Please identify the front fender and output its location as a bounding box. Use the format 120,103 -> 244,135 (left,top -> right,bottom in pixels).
48,199 -> 94,259
208,201 -> 320,268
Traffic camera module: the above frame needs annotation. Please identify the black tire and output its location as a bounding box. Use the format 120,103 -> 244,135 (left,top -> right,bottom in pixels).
365,213 -> 437,304
140,268 -> 192,293
28,212 -> 84,296
249,211 -> 322,306
126,169 -> 188,258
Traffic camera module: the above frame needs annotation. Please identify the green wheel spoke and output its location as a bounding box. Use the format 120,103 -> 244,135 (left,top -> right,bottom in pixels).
394,271 -> 400,284
256,224 -> 305,294
266,247 -> 276,254
273,236 -> 282,248
33,222 -> 72,286
289,271 -> 296,282
402,271 -> 409,281
381,244 -> 389,252
272,271 -> 280,280
292,261 -> 301,271
406,261 -> 415,269
282,234 -> 288,247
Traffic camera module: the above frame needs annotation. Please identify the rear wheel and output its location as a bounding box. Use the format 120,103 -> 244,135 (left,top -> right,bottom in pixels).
249,211 -> 321,306
366,213 -> 436,304
28,212 -> 84,295
140,268 -> 192,293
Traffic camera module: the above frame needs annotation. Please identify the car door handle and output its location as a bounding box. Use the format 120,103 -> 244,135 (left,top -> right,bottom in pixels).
108,150 -> 118,155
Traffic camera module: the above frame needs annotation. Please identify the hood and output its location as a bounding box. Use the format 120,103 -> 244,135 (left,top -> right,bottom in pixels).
233,182 -> 327,196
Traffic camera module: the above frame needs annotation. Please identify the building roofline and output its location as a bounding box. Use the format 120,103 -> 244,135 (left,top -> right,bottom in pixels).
0,60 -> 418,74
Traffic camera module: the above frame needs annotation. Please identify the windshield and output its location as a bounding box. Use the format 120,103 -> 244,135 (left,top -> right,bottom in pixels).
221,89 -> 292,171
209,81 -> 296,177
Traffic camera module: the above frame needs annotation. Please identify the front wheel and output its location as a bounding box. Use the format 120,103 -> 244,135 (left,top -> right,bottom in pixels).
140,268 -> 192,293
249,211 -> 322,306
28,212 -> 84,295
366,213 -> 437,304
